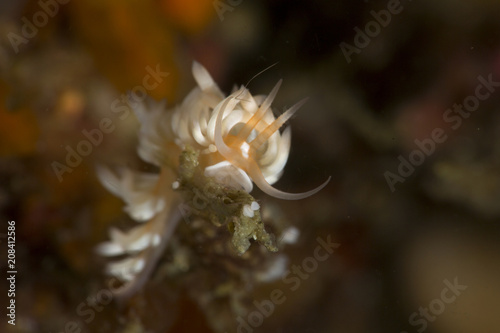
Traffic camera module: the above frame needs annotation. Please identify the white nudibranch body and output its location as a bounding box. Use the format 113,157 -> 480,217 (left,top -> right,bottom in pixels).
96,62 -> 330,297
131,61 -> 330,198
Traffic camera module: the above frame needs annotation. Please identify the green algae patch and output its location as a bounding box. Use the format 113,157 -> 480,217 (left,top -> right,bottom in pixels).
176,145 -> 277,254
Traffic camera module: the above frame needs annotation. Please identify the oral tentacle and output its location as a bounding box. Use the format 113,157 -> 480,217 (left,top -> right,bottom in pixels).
250,97 -> 308,153
245,158 -> 331,200
232,80 -> 283,147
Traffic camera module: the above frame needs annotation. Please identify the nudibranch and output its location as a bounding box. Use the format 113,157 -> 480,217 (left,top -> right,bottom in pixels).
96,62 -> 330,297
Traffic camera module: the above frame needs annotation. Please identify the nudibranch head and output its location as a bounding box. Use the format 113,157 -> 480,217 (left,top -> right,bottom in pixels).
165,61 -> 330,199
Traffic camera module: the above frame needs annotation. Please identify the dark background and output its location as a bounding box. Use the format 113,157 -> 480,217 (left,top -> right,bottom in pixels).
1,0 -> 500,332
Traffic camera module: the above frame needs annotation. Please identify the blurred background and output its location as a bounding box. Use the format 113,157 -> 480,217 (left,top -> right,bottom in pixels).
1,0 -> 500,332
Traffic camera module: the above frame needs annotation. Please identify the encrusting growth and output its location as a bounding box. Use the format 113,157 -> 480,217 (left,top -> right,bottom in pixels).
96,61 -> 330,299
